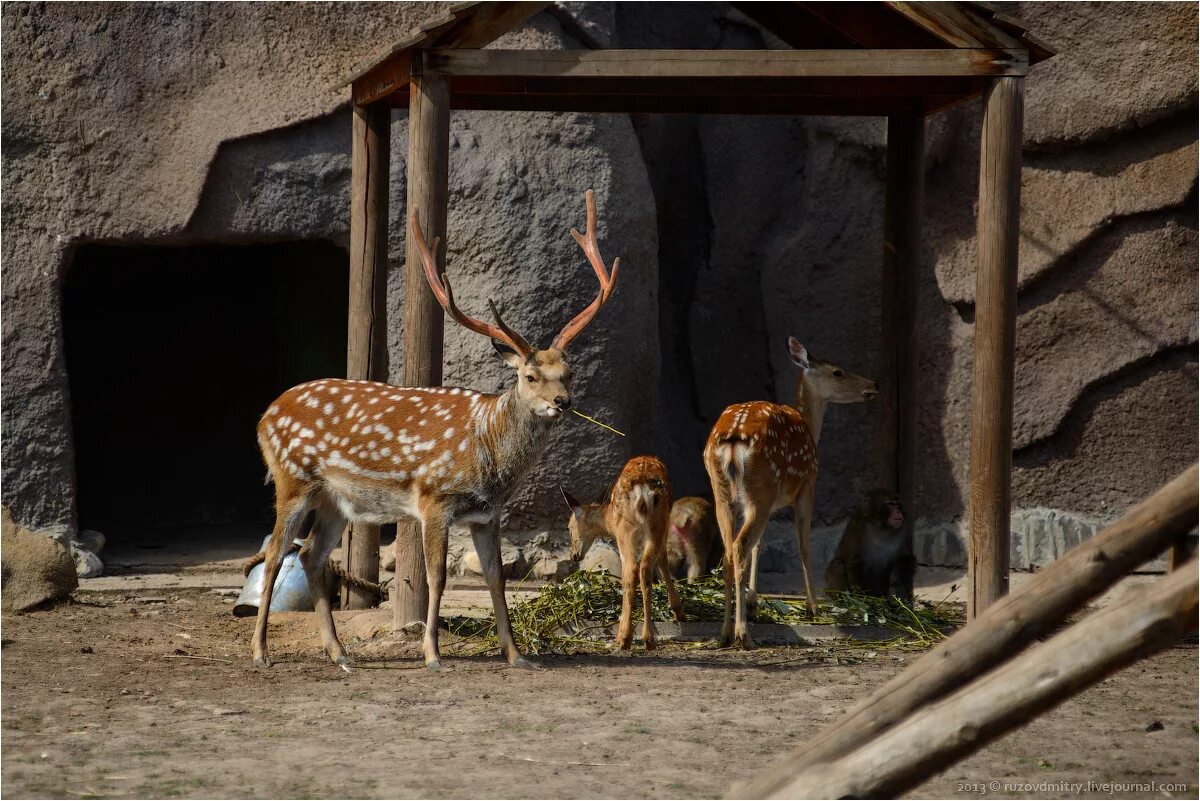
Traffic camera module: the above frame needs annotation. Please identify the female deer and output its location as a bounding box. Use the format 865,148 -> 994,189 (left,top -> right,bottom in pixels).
704,337 -> 877,649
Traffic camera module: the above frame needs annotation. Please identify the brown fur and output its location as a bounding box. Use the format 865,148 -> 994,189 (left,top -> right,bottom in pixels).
564,456 -> 685,650
252,191 -> 621,672
666,497 -> 723,582
826,489 -> 912,599
703,337 -> 877,649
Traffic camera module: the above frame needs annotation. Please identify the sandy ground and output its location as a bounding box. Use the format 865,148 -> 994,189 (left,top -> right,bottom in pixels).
2,580 -> 1197,800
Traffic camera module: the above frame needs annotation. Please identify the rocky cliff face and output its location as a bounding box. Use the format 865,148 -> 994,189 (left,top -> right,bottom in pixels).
2,3 -> 1195,556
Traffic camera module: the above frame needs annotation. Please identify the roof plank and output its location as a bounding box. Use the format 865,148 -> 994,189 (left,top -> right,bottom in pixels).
348,2 -> 549,105
419,48 -> 1028,79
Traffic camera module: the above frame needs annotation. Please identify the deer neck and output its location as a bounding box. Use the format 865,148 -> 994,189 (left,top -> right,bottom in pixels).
794,376 -> 829,446
474,385 -> 554,489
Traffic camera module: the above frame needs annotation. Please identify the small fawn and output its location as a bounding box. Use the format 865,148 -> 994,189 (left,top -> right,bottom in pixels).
704,337 -> 877,649
561,456 -> 685,649
666,496 -> 723,582
252,190 -> 619,671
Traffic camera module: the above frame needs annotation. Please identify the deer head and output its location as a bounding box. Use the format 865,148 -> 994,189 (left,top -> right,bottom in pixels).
560,486 -> 607,562
411,190 -> 619,421
786,336 -> 878,405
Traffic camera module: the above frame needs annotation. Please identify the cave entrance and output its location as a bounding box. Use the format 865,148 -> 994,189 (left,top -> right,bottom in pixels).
63,241 -> 348,569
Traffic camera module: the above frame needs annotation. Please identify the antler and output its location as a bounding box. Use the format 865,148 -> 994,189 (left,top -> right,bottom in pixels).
552,189 -> 621,352
410,210 -> 533,358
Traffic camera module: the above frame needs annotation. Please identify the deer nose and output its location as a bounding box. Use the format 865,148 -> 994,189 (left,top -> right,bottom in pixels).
863,382 -> 880,400
555,395 -> 571,410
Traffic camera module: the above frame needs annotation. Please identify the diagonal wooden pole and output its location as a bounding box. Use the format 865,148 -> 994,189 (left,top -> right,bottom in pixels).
767,561 -> 1197,799
738,463 -> 1198,798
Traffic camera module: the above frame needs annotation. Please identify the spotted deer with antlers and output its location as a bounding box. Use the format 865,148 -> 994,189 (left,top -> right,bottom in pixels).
704,337 -> 877,649
251,190 -> 619,671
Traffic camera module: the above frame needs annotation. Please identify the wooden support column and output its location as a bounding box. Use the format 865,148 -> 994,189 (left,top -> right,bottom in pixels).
342,100 -> 391,610
879,110 -> 924,602
393,64 -> 451,631
967,76 -> 1023,620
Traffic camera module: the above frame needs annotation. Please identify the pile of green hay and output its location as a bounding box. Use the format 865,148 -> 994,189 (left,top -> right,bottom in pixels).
445,569 -> 963,657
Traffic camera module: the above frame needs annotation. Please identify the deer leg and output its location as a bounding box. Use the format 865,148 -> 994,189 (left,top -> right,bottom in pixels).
710,482 -> 738,646
299,505 -> 349,666
658,552 -> 685,622
639,551 -> 657,650
252,493 -> 312,667
471,521 -> 537,670
720,553 -> 735,647
419,508 -> 450,671
615,540 -> 637,651
794,486 -> 819,617
747,542 -> 762,611
732,508 -> 768,650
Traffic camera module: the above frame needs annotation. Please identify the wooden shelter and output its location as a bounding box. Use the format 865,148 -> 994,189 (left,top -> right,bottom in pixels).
336,1 -> 1055,625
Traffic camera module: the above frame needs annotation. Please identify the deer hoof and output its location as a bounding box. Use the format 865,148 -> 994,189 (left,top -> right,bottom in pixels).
253,655 -> 272,668
510,656 -> 540,671
332,654 -> 351,667
426,660 -> 445,673
734,632 -> 756,650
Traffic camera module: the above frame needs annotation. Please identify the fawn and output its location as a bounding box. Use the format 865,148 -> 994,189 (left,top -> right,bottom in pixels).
561,456 -> 686,649
252,190 -> 619,671
704,337 -> 877,648
666,496 -> 723,582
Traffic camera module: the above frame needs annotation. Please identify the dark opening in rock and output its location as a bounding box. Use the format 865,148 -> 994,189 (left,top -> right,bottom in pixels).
63,240 -> 348,553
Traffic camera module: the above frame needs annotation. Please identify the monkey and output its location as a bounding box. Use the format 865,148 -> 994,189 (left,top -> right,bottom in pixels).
825,488 -> 914,602
665,496 -> 724,582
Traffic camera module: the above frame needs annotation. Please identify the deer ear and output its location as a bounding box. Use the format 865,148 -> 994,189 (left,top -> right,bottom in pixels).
786,336 -> 810,370
493,339 -> 525,368
560,486 -> 584,518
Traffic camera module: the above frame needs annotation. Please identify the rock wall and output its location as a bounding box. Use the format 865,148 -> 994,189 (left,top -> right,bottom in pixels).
612,1 -> 1198,526
2,3 -> 1195,563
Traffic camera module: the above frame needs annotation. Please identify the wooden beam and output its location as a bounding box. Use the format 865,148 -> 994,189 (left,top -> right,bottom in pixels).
393,70 -> 452,631
419,48 -> 1029,79
342,100 -> 391,610
878,110 -> 924,602
967,76 -> 1023,620
758,562 -> 1198,799
348,2 -> 551,105
442,74 -> 982,100
433,92 -> 962,116
738,463 -> 1199,797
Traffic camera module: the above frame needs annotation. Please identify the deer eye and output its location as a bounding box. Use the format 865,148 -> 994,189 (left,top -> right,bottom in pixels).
525,374 -> 538,383
832,369 -> 844,377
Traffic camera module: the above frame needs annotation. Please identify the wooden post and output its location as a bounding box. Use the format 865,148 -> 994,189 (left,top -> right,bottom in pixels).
393,62 -> 451,631
342,100 -> 391,610
879,110 -> 924,601
739,464 -> 1198,798
967,76 -> 1023,620
760,562 -> 1198,799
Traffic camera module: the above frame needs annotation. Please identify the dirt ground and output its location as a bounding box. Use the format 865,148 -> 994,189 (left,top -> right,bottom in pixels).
2,584 -> 1197,800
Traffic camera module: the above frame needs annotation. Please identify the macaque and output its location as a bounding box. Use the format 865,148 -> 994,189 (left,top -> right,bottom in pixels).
665,497 -> 724,582
825,488 -> 914,601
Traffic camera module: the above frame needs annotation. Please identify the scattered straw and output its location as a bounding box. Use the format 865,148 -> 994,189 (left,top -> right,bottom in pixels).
445,569 -> 963,658
570,408 -> 626,437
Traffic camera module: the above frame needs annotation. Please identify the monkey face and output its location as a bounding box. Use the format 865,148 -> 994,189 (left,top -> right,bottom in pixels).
885,500 -> 904,530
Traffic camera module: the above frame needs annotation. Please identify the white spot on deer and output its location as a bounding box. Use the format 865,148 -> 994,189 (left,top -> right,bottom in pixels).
268,406 -> 281,416
299,428 -> 314,439
317,441 -> 328,452
457,439 -> 468,452
443,427 -> 455,439
323,402 -> 334,415
332,416 -> 341,425
342,394 -> 353,403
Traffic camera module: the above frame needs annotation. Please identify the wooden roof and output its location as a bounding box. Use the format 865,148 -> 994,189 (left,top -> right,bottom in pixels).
347,1 -> 1053,116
